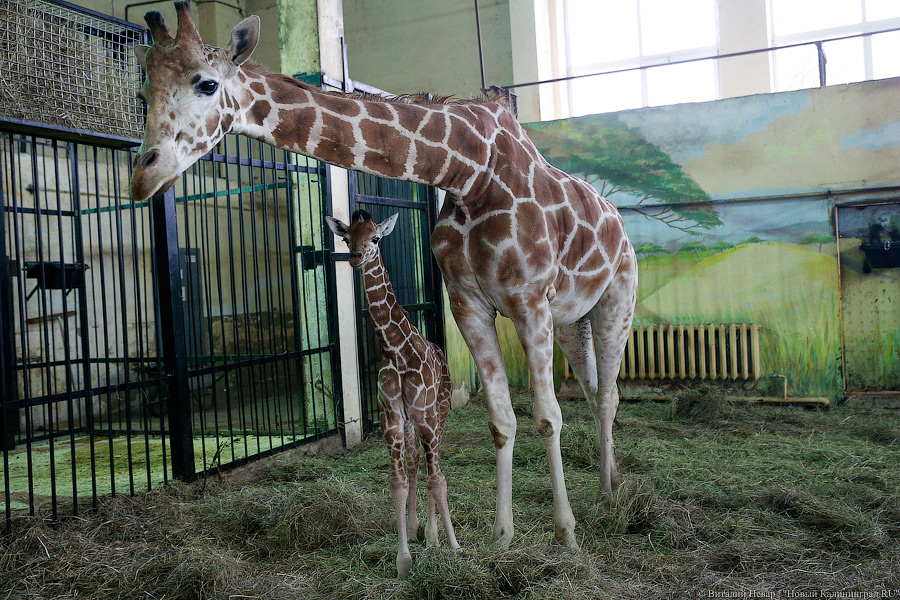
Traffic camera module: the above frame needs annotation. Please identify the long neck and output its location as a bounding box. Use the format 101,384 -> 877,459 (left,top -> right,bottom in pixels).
231,67 -> 496,196
361,253 -> 415,359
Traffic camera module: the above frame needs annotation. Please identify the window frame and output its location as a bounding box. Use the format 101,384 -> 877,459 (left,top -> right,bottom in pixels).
767,0 -> 900,91
562,0 -> 720,116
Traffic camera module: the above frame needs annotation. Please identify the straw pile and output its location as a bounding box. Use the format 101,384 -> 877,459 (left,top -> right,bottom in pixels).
0,0 -> 144,138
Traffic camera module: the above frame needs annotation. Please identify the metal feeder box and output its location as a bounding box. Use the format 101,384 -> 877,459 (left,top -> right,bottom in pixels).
24,261 -> 89,291
860,241 -> 900,272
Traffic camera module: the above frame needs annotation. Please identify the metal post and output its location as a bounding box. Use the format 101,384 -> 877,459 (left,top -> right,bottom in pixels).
424,185 -> 445,350
816,41 -> 827,87
473,0 -> 487,91
1,229 -> 16,452
151,187 -> 195,482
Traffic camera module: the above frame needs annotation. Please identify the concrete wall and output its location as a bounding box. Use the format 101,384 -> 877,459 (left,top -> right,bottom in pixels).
343,0 -> 514,99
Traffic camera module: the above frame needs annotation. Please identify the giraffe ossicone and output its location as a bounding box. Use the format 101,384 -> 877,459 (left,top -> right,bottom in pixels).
326,210 -> 459,578
132,2 -> 637,552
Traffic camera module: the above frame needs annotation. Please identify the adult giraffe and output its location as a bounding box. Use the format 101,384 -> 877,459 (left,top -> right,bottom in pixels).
131,3 -> 637,550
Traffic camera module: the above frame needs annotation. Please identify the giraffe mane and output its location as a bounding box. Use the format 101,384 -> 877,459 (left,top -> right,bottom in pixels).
240,62 -> 509,109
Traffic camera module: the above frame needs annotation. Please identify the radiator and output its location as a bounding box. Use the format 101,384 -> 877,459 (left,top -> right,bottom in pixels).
616,324 -> 761,381
560,323 -> 763,382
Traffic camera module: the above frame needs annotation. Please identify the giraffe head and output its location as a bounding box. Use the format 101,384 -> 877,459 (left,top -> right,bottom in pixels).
326,210 -> 400,269
130,2 -> 260,201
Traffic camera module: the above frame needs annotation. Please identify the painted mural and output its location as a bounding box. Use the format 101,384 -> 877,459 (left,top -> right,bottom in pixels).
444,77 -> 900,398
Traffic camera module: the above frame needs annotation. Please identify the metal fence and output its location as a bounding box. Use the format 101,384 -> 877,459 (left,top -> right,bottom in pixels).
350,172 -> 444,434
0,129 -> 341,532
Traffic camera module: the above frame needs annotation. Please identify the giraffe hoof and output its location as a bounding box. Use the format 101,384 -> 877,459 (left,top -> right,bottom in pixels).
555,528 -> 580,551
490,525 -> 514,550
397,552 -> 413,578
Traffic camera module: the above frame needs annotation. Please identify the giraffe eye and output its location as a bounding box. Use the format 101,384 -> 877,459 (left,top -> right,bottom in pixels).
195,79 -> 219,96
372,237 -> 381,244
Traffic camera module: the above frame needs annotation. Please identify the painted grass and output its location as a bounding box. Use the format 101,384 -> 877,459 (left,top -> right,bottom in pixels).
3,389 -> 899,598
637,242 -> 842,397
443,242 -> 847,397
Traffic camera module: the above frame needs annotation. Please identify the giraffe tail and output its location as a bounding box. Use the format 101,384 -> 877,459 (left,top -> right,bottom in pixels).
450,385 -> 470,410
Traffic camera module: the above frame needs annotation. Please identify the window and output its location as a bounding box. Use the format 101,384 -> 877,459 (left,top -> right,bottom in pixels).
769,0 -> 900,92
563,0 -> 718,116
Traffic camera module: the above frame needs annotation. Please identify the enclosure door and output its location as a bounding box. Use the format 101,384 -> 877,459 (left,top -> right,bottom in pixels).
836,202 -> 900,391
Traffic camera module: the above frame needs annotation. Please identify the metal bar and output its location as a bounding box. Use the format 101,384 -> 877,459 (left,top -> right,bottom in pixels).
0,117 -> 141,150
71,143 -> 99,509
76,181 -> 291,216
503,25 -> 900,90
473,0 -> 487,90
2,206 -> 78,218
352,194 -> 428,211
93,147 -> 118,494
834,206 -> 850,394
53,140 -> 80,517
151,187 -> 195,483
224,135 -> 250,460
199,151 -> 320,174
51,0 -> 148,29
285,151 -> 306,443
323,164 -> 346,443
816,41 -> 828,87
111,145 -> 137,494
209,142 -> 236,465
0,136 -> 16,454
30,135 -> 60,521
426,186 -> 445,349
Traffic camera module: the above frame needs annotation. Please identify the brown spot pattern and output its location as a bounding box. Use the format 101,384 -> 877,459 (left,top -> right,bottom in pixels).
419,113 -> 446,143
489,422 -> 507,449
272,106 -> 316,151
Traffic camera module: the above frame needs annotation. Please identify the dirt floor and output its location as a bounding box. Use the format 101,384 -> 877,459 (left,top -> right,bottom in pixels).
2,387 -> 899,599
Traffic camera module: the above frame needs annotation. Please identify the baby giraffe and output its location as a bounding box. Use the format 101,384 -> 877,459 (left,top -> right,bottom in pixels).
326,210 -> 459,577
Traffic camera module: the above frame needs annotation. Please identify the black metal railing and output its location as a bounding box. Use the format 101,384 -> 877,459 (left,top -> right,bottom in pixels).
0,130 -> 341,532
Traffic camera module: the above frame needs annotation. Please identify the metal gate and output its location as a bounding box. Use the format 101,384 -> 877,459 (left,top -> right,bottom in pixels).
349,172 -> 444,434
0,129 -> 343,532
0,1 -> 345,532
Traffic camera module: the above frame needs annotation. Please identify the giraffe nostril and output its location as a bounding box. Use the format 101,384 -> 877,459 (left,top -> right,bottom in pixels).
135,149 -> 159,168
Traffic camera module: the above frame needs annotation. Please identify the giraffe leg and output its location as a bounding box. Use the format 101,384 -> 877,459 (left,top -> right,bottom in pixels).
509,297 -> 578,550
448,290 -> 516,548
379,366 -> 413,578
588,253 -> 637,496
404,420 -> 423,540
421,434 -> 460,551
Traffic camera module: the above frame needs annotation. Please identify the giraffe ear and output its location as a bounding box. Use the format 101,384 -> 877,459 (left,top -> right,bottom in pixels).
325,216 -> 348,237
376,213 -> 399,238
226,15 -> 260,66
134,45 -> 149,71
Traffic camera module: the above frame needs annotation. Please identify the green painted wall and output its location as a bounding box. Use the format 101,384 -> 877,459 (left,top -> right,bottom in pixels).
343,0 -> 513,97
277,0 -> 320,76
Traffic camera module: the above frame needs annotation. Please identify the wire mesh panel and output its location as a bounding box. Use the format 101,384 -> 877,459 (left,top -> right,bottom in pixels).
0,0 -> 146,141
350,172 -> 444,434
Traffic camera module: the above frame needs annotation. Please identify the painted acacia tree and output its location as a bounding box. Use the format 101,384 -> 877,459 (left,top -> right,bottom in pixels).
525,117 -> 722,235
